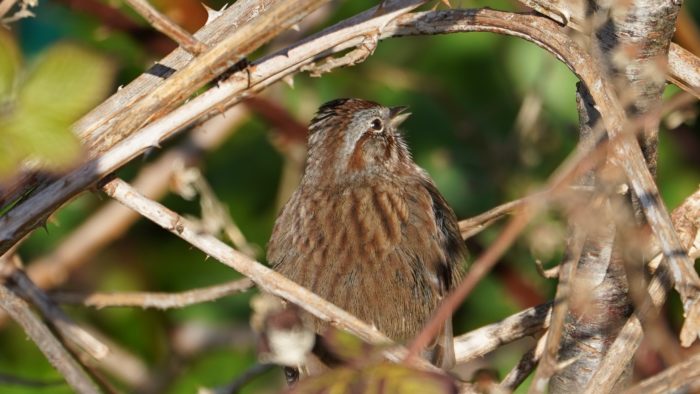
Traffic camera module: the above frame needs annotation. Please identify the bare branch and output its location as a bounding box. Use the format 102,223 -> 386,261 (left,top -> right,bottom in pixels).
534,259 -> 559,279
0,0 -> 18,18
582,184 -> 700,393
123,0 -> 207,54
454,302 -> 551,364
504,5 -> 700,360
515,0 -> 700,99
74,0 -> 276,148
392,10 -> 700,333
0,0 -> 35,24
172,167 -> 259,258
500,334 -> 546,391
90,0 -> 328,154
3,0 -> 700,260
529,226 -> 585,393
668,45 -> 700,100
54,278 -> 253,309
549,82 -> 635,392
9,268 -> 109,360
622,352 -> 700,394
0,267 -> 98,393
458,195 -> 530,240
669,186 -> 700,263
25,106 -> 247,291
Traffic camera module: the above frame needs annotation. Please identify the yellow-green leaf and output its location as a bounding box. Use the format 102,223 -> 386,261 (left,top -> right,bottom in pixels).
320,329 -> 376,364
290,363 -> 457,394
18,43 -> 114,123
0,107 -> 82,178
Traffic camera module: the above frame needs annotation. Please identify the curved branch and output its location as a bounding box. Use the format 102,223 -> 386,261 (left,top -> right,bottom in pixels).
516,0 -> 700,99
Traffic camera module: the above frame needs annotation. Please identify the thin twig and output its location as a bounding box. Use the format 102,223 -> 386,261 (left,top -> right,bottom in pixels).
0,0 -> 34,24
53,278 -> 253,309
0,276 -> 98,393
173,167 -> 259,258
528,225 -> 585,394
454,302 -> 551,364
123,0 -> 207,54
614,196 -> 684,367
514,0 -> 700,99
77,328 -> 151,389
534,259 -> 559,279
622,351 -> 700,394
9,268 -> 109,360
458,196 -> 530,240
500,333 -> 547,391
458,186 -> 595,241
0,0 -> 423,258
0,0 -> 18,19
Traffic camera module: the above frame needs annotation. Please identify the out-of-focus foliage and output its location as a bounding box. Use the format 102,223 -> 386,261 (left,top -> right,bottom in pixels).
291,363 -> 457,394
0,0 -> 698,393
290,330 -> 457,394
0,31 -> 113,178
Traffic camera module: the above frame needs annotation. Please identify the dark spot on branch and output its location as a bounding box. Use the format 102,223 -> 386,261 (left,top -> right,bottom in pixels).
145,63 -> 177,79
636,191 -> 660,210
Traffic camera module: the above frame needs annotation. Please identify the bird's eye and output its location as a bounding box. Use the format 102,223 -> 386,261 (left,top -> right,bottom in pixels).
370,118 -> 383,132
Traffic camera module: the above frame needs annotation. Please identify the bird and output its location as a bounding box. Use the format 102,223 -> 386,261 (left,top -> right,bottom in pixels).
267,98 -> 467,380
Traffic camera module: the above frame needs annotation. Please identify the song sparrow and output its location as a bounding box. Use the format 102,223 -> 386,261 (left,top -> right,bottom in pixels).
267,98 -> 466,374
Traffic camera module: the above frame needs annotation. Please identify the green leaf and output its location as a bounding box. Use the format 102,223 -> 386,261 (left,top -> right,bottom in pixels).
3,107 -> 81,171
0,42 -> 114,178
0,112 -> 82,178
0,28 -> 20,100
17,43 -> 114,123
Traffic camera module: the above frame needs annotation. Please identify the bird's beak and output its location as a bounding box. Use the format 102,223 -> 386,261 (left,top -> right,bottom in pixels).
389,106 -> 411,129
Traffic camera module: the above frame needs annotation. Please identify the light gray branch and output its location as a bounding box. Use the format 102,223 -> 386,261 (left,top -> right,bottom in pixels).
622,351 -> 700,394
10,269 -> 109,360
54,278 -> 253,309
454,302 -> 551,364
0,283 -> 98,393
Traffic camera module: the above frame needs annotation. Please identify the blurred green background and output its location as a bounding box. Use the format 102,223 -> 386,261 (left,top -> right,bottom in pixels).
1,0 -> 699,392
